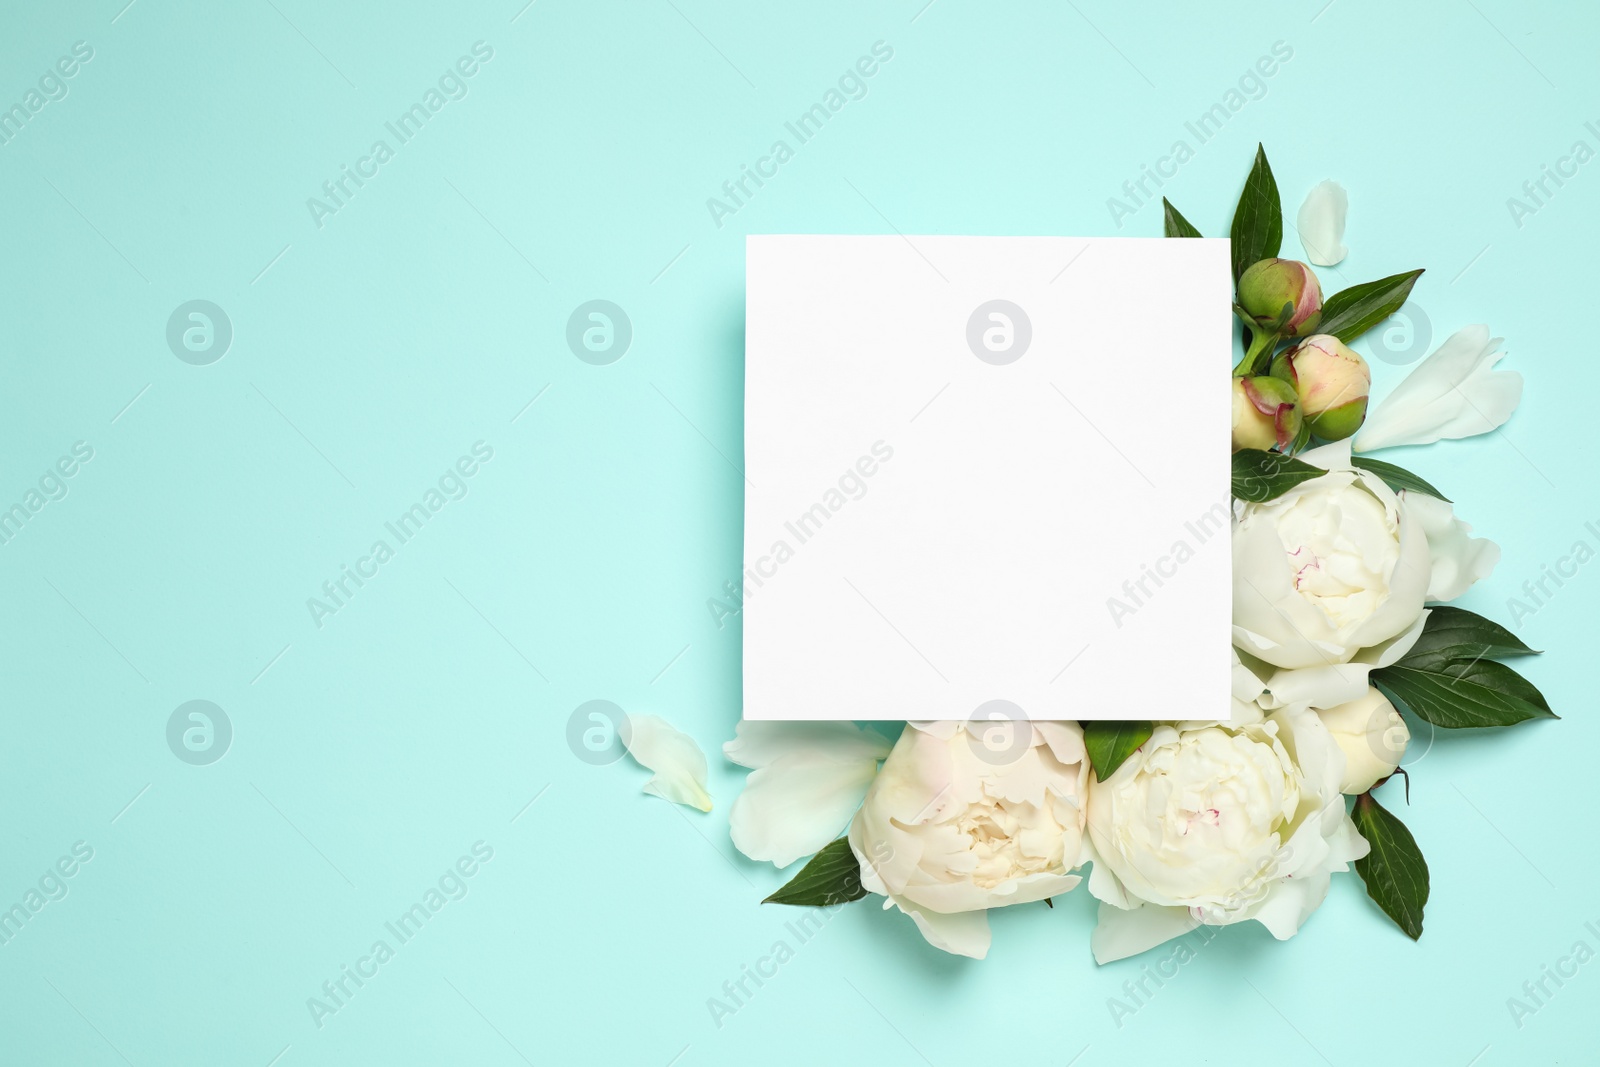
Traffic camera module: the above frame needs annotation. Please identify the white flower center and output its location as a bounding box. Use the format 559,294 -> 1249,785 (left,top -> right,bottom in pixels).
1098,726 -> 1299,905
1273,482 -> 1399,630
954,798 -> 1065,889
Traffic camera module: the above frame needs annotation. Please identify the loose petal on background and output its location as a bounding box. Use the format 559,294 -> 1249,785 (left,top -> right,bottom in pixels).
625,714 -> 713,812
1297,180 -> 1348,266
1354,326 -> 1522,452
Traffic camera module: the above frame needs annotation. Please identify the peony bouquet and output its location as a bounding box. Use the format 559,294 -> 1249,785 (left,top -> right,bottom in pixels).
711,145 -> 1555,963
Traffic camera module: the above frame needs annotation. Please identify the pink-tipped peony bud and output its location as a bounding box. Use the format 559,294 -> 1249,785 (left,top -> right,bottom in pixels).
1272,334 -> 1371,441
1238,258 -> 1323,338
1231,375 -> 1301,452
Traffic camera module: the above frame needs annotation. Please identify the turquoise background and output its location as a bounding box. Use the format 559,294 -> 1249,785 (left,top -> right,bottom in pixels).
0,0 -> 1593,1063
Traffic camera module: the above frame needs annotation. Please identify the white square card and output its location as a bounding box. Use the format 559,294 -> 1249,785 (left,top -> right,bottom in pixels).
743,235 -> 1232,722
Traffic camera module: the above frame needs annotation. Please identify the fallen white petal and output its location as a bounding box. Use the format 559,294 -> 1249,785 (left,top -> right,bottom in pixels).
1354,326 -> 1523,452
1297,180 -> 1348,266
624,714 -> 712,812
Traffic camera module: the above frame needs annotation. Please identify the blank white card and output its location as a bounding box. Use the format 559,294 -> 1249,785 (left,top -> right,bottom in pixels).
743,235 -> 1232,721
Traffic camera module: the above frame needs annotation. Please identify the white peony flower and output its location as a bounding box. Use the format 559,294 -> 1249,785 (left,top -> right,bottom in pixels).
1086,698 -> 1368,963
1234,440 -> 1497,710
723,721 -> 891,868
847,719 -> 1090,960
1354,325 -> 1522,452
1317,686 -> 1409,794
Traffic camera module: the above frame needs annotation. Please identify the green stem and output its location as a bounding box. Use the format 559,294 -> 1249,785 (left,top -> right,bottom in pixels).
1232,326 -> 1278,377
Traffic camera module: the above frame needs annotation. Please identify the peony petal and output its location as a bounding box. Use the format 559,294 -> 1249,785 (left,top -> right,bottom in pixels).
1232,647 -> 1268,704
1032,721 -> 1088,769
1086,852 -> 1132,910
1297,180 -> 1348,266
1250,872 -> 1329,940
1261,610 -> 1429,709
1402,491 -> 1500,601
723,720 -> 891,769
1354,326 -> 1523,452
1299,438 -> 1353,471
624,714 -> 712,812
898,900 -> 992,959
1327,810 -> 1372,866
728,754 -> 879,867
1091,901 -> 1201,964
905,871 -> 1080,915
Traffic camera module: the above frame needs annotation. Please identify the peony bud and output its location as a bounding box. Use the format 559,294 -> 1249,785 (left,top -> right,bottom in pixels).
1316,687 -> 1409,795
1237,258 -> 1323,337
1231,375 -> 1301,452
1272,334 -> 1371,441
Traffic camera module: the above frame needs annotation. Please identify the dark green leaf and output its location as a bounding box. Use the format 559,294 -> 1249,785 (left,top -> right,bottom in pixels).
1438,659 -> 1551,712
1372,659 -> 1556,729
1231,448 -> 1323,502
1229,144 -> 1282,282
762,838 -> 868,907
1317,270 -> 1425,343
1350,456 -> 1450,501
1352,792 -> 1429,940
1162,198 -> 1202,238
1396,606 -> 1538,670
1084,721 -> 1154,781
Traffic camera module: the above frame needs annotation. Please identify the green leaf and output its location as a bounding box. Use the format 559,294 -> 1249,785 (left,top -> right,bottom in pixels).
1229,144 -> 1282,282
1084,721 -> 1154,781
1162,198 -> 1202,238
1352,792 -> 1429,940
1231,448 -> 1323,502
1372,659 -> 1556,729
1350,456 -> 1450,501
1316,270 -> 1425,344
1396,606 -> 1538,670
762,838 -> 869,907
